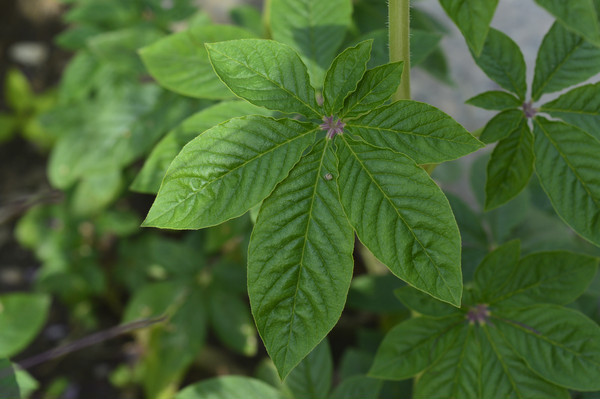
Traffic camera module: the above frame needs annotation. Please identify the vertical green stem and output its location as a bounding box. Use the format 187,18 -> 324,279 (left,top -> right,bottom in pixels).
389,0 -> 411,100
263,0 -> 272,38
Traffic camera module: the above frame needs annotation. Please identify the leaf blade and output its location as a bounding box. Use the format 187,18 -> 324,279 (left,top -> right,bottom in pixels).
206,39 -> 321,118
144,116 -> 317,229
345,100 -> 483,164
495,304 -> 600,391
492,251 -> 599,306
465,90 -> 522,111
341,62 -> 403,118
533,117 -> 600,246
540,82 -> 600,140
471,28 -> 527,100
248,139 -> 354,378
369,315 -> 463,380
534,0 -> 600,47
336,137 -> 463,306
132,101 -> 272,194
532,21 -> 600,101
323,40 -> 372,115
485,121 -> 534,210
439,0 -> 499,55
479,109 -> 524,144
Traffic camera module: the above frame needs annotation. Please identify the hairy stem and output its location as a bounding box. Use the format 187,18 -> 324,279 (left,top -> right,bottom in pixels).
389,0 -> 411,100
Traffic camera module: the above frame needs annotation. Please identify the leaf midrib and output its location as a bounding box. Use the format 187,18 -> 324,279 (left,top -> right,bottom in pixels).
281,141 -> 329,371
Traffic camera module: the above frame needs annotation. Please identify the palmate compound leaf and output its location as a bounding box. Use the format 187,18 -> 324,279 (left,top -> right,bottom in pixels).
336,136 -> 463,306
248,139 -> 354,378
532,22 -> 600,101
438,0 -> 499,56
143,116 -> 317,229
533,117 -> 600,246
205,39 -> 321,118
374,242 -> 600,397
322,40 -> 372,115
344,101 -> 484,164
541,82 -> 600,140
485,120 -> 534,210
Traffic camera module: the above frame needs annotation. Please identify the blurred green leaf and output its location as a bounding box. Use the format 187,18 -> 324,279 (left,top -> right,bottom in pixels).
0,293 -> 50,358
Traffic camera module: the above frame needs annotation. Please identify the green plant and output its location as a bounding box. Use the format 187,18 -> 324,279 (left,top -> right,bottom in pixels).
139,0 -> 600,395
4,0 -> 600,398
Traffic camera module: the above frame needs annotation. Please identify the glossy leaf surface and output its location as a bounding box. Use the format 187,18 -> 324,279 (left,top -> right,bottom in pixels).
395,286 -> 458,318
144,116 -> 316,229
479,109 -> 524,144
345,101 -> 483,164
248,140 -> 354,378
414,325 -> 569,399
206,39 -> 321,118
323,40 -> 372,115
336,137 -> 462,306
369,315 -> 462,380
471,28 -> 527,100
473,240 -> 521,302
541,82 -> 600,140
132,101 -> 270,194
496,305 -> 600,391
532,22 -> 600,101
533,117 -> 600,246
341,62 -> 403,118
488,251 -> 599,306
485,121 -> 534,210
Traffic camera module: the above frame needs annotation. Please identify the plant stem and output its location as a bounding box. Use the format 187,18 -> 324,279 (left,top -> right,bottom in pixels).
263,0 -> 272,38
389,0 -> 411,100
